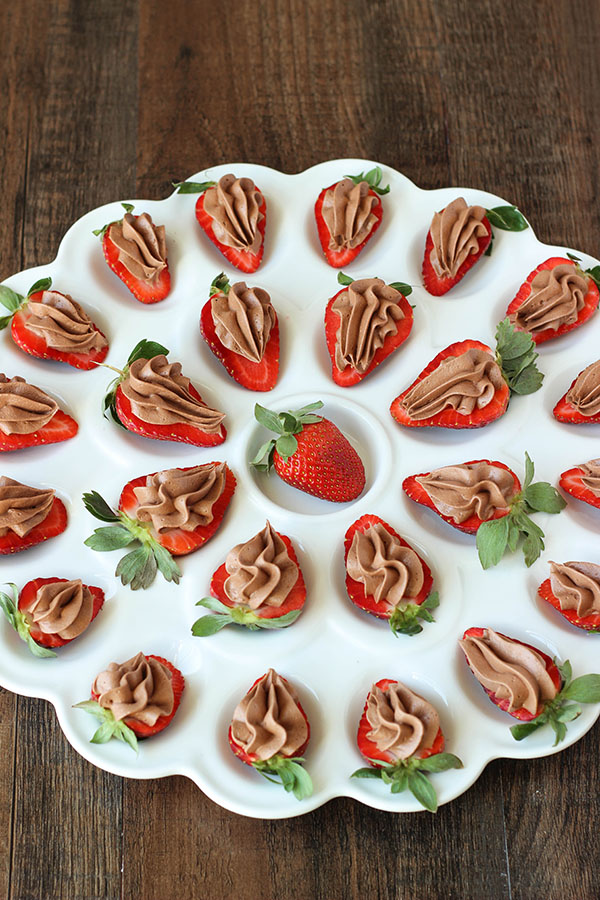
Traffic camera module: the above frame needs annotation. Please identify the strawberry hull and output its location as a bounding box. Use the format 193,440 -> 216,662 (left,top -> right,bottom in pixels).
506,257 -> 599,344
461,627 -> 562,721
402,460 -> 520,535
0,408 -> 78,451
118,464 -> 236,556
200,297 -> 279,391
314,184 -> 383,268
103,226 -> 171,304
538,577 -> 600,633
324,287 -> 414,387
115,384 -> 226,447
91,655 -> 184,738
553,373 -> 600,425
357,678 -> 445,766
343,515 -> 433,619
19,577 -> 105,648
0,497 -> 68,554
11,299 -> 108,371
390,340 -> 510,429
559,467 -> 600,510
195,192 -> 266,273
422,218 -> 492,296
210,533 -> 306,620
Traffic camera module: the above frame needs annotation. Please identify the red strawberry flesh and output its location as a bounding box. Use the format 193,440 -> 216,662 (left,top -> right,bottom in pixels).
422,216 -> 492,296
0,408 -> 78,452
0,497 -> 68,554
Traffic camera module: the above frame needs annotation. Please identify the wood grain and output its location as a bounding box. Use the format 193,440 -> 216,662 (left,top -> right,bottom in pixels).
1,0 -> 599,898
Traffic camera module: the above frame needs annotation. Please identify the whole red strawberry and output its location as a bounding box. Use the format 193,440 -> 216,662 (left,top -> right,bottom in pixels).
251,401 -> 365,502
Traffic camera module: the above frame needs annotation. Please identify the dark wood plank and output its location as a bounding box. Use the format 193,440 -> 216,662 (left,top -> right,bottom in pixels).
4,1 -> 138,898
0,689 -> 16,899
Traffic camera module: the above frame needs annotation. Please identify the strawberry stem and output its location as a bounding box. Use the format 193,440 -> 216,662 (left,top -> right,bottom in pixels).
251,754 -> 313,800
351,751 -> 462,812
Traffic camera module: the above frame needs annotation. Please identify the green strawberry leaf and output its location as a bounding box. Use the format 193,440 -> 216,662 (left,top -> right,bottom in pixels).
407,770 -> 438,812
495,319 -> 543,395
84,525 -> 136,551
116,545 -> 158,590
275,434 -> 298,459
416,752 -> 463,774
476,516 -> 510,569
82,491 -> 120,523
510,718 -> 546,740
485,205 -> 529,231
0,585 -> 56,658
151,542 -> 181,584
566,252 -> 581,262
522,482 -> 567,514
127,339 -> 169,365
561,674 -> 600,703
254,403 -> 285,434
195,596 -> 231,613
510,366 -> 545,395
27,277 -> 52,296
388,281 -> 413,296
337,272 -> 354,286
351,766 -> 384,779
345,166 -> 390,196
585,265 -> 600,289
253,756 -> 313,800
293,401 -> 324,418
172,180 -> 216,194
251,609 -> 303,629
74,700 -> 138,753
210,272 -> 230,296
556,658 -> 572,685
0,285 -> 24,313
554,702 -> 581,723
523,451 -> 535,489
191,614 -> 232,636
0,314 -> 13,330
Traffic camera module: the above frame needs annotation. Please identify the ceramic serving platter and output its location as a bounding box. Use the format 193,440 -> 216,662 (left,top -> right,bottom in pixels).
1,160 -> 599,819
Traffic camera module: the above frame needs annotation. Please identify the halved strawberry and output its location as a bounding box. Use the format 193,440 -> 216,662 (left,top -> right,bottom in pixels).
118,464 -> 236,557
402,459 -> 520,534
18,577 -> 105,649
553,363 -> 600,424
559,466 -> 600,510
91,655 -> 184,738
422,217 -> 491,296
199,274 -> 279,391
390,340 -> 509,429
461,627 -> 561,722
343,515 -> 438,636
99,210 -> 171,304
356,679 -> 445,767
103,339 -> 226,446
538,577 -> 600,633
325,273 -> 414,387
314,167 -> 388,268
228,669 -> 313,800
0,408 -> 78,452
506,257 -> 600,344
0,496 -> 67,554
192,531 -> 306,634
8,287 -> 108,370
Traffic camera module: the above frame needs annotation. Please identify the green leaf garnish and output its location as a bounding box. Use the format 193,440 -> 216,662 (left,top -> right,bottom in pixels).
0,315 -> 13,330
191,597 -> 302,635
337,272 -> 354,286
584,264 -> 600,290
92,202 -> 136,238
127,339 -> 169,365
172,179 -> 216,194
210,272 -> 231,297
351,750 -> 462,812
510,663 -> 600,745
0,583 -> 56,658
27,277 -> 52,297
566,251 -> 581,262
252,755 -> 313,800
82,491 -> 181,591
251,401 -> 324,472
0,285 -> 25,320
485,205 -> 529,231
73,700 -> 138,753
388,591 -> 439,637
495,318 -> 543,395
476,452 -> 566,569
99,340 -> 169,427
388,281 -> 413,297
345,165 -> 390,196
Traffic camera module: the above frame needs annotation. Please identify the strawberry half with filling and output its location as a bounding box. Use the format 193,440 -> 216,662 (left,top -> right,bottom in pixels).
325,272 -> 414,387
390,320 -> 542,429
200,273 -> 279,391
0,374 -> 78,451
315,166 -> 389,268
75,652 -> 185,752
0,476 -> 67,554
0,578 -> 105,657
403,453 -> 566,568
538,561 -> 600,633
506,256 -> 600,344
193,521 -> 306,634
83,462 -> 236,590
251,400 -> 365,502
344,515 -> 438,636
351,678 -> 462,812
1,277 -> 108,370
175,174 -> 266,272
229,668 -> 313,800
422,198 -> 528,296
103,338 -> 226,446
553,360 -> 600,424
460,627 -> 600,744
559,459 -> 600,510
93,203 -> 170,304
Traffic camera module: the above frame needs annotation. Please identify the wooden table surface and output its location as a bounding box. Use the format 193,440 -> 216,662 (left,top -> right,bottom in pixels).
1,1 -> 599,898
